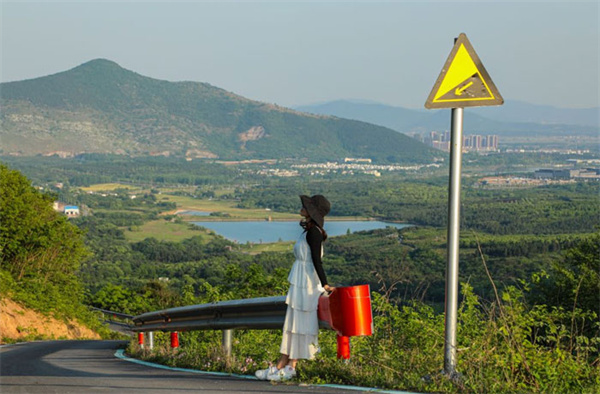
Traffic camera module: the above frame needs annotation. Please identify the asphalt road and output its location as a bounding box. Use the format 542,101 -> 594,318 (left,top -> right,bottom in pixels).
0,340 -> 359,393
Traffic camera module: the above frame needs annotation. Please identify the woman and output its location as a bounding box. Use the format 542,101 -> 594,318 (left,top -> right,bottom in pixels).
255,195 -> 335,382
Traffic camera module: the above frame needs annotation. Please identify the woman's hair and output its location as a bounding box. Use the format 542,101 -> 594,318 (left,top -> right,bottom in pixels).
300,218 -> 328,241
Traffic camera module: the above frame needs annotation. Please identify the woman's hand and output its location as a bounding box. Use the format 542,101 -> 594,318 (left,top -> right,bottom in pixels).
324,284 -> 336,293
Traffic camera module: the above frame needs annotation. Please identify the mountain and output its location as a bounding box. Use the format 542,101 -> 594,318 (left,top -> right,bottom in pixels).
471,100 -> 599,128
0,59 -> 438,163
295,100 -> 599,136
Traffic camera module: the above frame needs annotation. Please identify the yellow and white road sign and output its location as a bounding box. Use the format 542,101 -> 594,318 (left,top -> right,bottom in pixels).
425,33 -> 503,109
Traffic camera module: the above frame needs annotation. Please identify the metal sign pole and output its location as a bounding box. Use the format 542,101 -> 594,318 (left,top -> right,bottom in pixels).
444,107 -> 463,376
426,33 -> 502,378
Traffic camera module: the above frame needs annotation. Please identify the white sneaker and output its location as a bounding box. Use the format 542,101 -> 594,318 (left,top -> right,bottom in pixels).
255,365 -> 278,380
267,365 -> 296,381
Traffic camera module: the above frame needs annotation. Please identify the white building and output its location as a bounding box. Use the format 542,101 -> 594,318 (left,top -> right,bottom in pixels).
64,205 -> 80,217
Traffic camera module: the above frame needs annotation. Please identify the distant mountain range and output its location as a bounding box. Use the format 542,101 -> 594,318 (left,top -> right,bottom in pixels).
294,100 -> 599,136
0,59 -> 438,163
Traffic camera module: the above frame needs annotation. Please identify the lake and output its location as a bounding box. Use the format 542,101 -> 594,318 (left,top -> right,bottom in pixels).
191,220 -> 410,243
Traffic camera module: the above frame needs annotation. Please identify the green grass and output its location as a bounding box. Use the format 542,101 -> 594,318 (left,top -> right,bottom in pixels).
79,183 -> 145,192
242,241 -> 294,255
123,220 -> 215,243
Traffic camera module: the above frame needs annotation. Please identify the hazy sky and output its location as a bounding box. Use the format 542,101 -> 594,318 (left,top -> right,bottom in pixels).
1,1 -> 598,109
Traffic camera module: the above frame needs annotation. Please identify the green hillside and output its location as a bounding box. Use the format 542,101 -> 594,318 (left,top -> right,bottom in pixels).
0,59 -> 438,163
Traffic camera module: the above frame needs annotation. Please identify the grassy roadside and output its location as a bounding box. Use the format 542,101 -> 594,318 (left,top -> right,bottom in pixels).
125,283 -> 600,393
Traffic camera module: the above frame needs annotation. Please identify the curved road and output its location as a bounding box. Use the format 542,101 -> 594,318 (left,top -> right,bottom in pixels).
0,340 -> 358,393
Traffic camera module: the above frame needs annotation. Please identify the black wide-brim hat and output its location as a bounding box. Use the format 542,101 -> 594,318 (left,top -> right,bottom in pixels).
300,195 -> 330,229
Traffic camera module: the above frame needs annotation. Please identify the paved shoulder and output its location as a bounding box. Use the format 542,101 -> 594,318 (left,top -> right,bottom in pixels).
0,340 -> 355,393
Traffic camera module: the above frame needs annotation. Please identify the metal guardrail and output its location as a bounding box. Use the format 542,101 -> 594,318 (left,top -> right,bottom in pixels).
90,306 -> 135,334
132,296 -> 332,333
131,286 -> 372,359
90,306 -> 134,320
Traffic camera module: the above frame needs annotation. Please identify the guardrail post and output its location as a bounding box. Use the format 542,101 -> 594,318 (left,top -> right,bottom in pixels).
222,329 -> 233,357
170,331 -> 179,349
147,331 -> 154,350
137,332 -> 144,349
337,335 -> 350,360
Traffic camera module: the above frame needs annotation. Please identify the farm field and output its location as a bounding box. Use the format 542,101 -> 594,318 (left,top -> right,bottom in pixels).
79,183 -> 146,192
123,220 -> 215,243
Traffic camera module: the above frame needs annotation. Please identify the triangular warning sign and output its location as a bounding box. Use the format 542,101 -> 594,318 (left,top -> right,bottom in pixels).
425,33 -> 503,109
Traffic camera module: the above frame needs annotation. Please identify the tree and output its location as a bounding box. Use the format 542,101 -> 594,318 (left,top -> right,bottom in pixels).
542,232 -> 599,314
0,164 -> 89,312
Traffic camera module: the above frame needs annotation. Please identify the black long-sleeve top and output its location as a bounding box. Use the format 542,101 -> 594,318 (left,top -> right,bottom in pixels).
306,226 -> 328,287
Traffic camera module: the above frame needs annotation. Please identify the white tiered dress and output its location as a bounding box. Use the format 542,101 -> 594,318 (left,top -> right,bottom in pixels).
279,232 -> 325,360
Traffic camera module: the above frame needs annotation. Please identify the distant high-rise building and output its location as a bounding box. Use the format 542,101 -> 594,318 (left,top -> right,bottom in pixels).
417,131 -> 499,152
474,135 -> 483,150
442,131 -> 450,143
429,131 -> 438,144
489,135 -> 498,150
463,135 -> 472,149
462,134 -> 499,152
